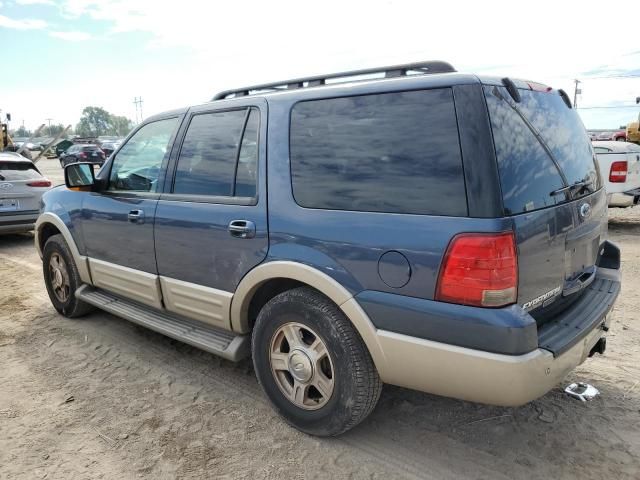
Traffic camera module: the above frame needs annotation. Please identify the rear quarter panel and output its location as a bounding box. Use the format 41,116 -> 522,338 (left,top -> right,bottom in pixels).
265,92 -> 511,300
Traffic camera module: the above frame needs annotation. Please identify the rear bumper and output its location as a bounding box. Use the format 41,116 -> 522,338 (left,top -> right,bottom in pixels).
374,315 -> 608,406
362,258 -> 620,406
0,211 -> 39,233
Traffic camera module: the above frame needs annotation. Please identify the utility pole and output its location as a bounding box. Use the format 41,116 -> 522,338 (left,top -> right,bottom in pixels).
45,118 -> 52,135
133,97 -> 144,123
573,79 -> 581,108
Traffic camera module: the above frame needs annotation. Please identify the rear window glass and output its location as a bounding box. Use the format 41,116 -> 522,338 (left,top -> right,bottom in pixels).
82,146 -> 100,151
0,161 -> 41,180
484,86 -> 600,215
289,88 -> 467,216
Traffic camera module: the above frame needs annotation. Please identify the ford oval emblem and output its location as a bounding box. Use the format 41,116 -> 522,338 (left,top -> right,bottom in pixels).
579,203 -> 591,218
0,182 -> 13,190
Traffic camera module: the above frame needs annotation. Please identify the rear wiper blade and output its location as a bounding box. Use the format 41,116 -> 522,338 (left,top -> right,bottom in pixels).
550,179 -> 593,197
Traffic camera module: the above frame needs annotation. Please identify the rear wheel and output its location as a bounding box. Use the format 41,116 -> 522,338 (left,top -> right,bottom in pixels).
42,234 -> 93,318
251,287 -> 382,436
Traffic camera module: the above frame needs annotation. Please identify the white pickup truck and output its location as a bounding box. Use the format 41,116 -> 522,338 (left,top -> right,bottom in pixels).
593,141 -> 640,207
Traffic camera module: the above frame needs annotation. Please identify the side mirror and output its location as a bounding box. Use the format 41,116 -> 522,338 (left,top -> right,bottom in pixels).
65,162 -> 96,191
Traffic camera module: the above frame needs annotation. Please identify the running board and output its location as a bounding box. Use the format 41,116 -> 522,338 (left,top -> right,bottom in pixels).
76,285 -> 249,362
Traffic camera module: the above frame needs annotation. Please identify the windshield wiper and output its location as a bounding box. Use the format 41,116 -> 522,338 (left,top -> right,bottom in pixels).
550,179 -> 593,198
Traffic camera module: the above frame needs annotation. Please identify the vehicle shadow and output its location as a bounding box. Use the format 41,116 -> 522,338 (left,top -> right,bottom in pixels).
342,379 -> 640,479
0,232 -> 35,249
608,217 -> 640,235
69,308 -> 639,480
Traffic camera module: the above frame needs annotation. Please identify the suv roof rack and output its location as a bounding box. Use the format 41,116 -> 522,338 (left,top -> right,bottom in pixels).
212,60 -> 456,100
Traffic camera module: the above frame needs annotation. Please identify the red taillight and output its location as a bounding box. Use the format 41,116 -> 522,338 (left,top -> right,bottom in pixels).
609,161 -> 627,183
435,232 -> 518,308
27,179 -> 52,187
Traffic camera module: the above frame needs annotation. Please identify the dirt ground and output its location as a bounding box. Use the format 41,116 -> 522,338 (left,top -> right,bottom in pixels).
1,159 -> 639,479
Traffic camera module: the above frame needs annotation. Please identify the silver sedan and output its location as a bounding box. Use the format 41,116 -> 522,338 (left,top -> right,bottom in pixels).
0,152 -> 52,234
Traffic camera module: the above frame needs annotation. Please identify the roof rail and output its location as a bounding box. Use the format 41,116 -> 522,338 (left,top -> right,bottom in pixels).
212,60 -> 456,100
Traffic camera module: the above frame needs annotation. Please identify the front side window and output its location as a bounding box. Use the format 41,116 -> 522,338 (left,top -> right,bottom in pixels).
289,89 -> 467,216
109,118 -> 178,192
173,107 -> 259,198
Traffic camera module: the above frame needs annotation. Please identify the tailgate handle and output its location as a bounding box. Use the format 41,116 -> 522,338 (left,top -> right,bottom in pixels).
562,266 -> 597,297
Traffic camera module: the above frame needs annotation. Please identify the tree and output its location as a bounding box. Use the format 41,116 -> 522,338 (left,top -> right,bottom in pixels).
44,123 -> 66,137
12,125 -> 32,138
76,106 -> 112,137
76,107 -> 133,137
110,115 -> 133,136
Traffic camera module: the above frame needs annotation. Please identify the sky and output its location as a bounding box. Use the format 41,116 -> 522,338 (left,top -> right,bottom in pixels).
1,0 -> 639,132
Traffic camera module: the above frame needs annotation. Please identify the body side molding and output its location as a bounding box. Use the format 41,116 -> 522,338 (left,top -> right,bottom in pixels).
160,276 -> 233,329
88,258 -> 163,309
35,212 -> 93,284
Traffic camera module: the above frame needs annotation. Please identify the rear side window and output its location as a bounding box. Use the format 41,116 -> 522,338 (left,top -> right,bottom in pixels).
0,161 -> 41,180
290,88 -> 467,216
173,107 -> 259,198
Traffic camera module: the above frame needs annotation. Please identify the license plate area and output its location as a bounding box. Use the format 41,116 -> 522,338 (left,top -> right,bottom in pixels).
0,198 -> 18,212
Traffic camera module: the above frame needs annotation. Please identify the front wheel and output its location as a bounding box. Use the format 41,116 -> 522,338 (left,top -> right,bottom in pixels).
251,287 -> 382,436
42,234 -> 94,318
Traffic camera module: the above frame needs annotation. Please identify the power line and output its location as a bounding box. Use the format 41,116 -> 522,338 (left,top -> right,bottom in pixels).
577,105 -> 640,110
133,96 -> 144,123
581,74 -> 640,80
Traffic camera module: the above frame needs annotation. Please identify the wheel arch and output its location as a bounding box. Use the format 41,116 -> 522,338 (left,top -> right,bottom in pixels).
35,212 -> 92,284
231,261 -> 388,375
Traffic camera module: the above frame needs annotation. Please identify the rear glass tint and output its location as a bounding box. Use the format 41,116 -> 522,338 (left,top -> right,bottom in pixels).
0,161 -> 41,180
484,86 -> 599,215
290,88 -> 467,216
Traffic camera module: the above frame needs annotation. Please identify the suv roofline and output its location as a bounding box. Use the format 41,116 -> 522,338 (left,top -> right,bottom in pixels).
176,73 -> 483,115
212,60 -> 457,100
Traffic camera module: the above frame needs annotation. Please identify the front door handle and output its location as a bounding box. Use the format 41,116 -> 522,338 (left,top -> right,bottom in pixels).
128,209 -> 145,224
228,219 -> 256,239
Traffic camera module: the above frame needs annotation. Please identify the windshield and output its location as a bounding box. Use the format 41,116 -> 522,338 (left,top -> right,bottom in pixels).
484,85 -> 600,215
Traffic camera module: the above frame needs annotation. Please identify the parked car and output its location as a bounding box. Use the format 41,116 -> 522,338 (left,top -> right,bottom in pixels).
55,139 -> 74,158
587,131 -> 598,141
593,141 -> 640,207
594,130 -> 626,141
35,61 -> 620,436
59,144 -> 105,167
99,140 -> 122,158
3,144 -> 33,160
0,152 -> 52,233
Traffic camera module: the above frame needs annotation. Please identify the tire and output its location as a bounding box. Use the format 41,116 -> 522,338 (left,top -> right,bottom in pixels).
616,137 -> 626,142
251,287 -> 382,436
42,234 -> 94,318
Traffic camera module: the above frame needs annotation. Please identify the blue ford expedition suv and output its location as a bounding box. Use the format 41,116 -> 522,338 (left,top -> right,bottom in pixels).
36,61 -> 620,436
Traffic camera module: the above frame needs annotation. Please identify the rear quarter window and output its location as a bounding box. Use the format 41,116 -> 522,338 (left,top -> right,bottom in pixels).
289,88 -> 467,216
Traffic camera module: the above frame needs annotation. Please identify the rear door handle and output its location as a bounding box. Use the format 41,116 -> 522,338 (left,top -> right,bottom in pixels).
128,209 -> 145,224
228,219 -> 256,239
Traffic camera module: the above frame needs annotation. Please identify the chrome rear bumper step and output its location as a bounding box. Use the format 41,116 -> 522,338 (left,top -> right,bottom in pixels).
76,285 -> 249,361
